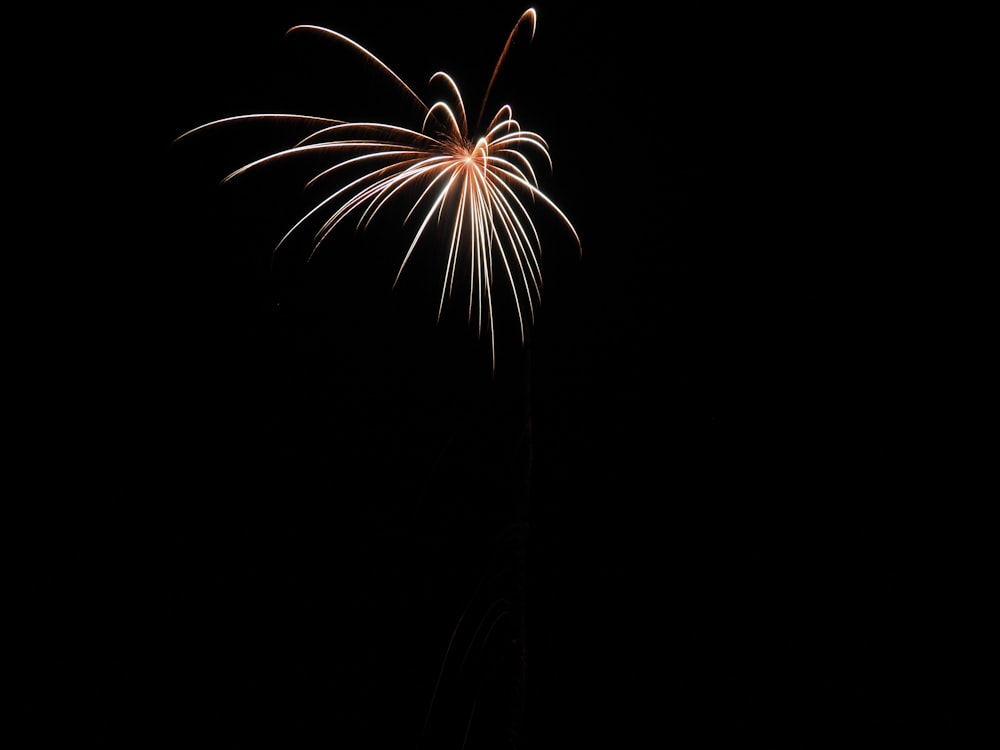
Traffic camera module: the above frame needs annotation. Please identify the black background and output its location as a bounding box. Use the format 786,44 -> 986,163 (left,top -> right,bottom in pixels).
19,2 -> 974,748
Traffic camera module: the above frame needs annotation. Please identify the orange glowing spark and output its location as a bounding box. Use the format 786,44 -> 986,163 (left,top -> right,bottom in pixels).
175,8 -> 580,366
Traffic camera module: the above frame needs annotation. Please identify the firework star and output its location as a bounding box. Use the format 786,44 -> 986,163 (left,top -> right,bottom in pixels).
175,7 -> 581,367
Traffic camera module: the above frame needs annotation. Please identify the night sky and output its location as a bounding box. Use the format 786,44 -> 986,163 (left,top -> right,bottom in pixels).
20,2 -> 970,748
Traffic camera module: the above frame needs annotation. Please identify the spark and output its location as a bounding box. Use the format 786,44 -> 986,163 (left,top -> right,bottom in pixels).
175,8 -> 580,367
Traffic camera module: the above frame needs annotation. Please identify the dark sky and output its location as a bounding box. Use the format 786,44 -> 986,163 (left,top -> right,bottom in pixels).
21,2 -> 969,748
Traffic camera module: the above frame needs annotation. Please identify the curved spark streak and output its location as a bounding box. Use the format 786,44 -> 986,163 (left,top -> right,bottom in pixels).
173,113 -> 344,143
429,72 -> 468,137
478,8 -> 537,129
285,25 -> 429,113
175,7 -> 579,368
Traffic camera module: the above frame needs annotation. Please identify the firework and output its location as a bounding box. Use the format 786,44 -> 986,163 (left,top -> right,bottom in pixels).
175,7 -> 580,366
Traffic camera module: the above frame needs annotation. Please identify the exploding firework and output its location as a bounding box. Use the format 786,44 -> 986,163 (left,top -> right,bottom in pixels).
175,7 -> 580,366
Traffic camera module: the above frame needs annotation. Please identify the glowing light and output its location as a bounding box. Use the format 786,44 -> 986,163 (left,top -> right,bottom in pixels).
175,8 -> 580,366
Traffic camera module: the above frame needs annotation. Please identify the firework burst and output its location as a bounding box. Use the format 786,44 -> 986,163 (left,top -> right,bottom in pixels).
175,7 -> 580,367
